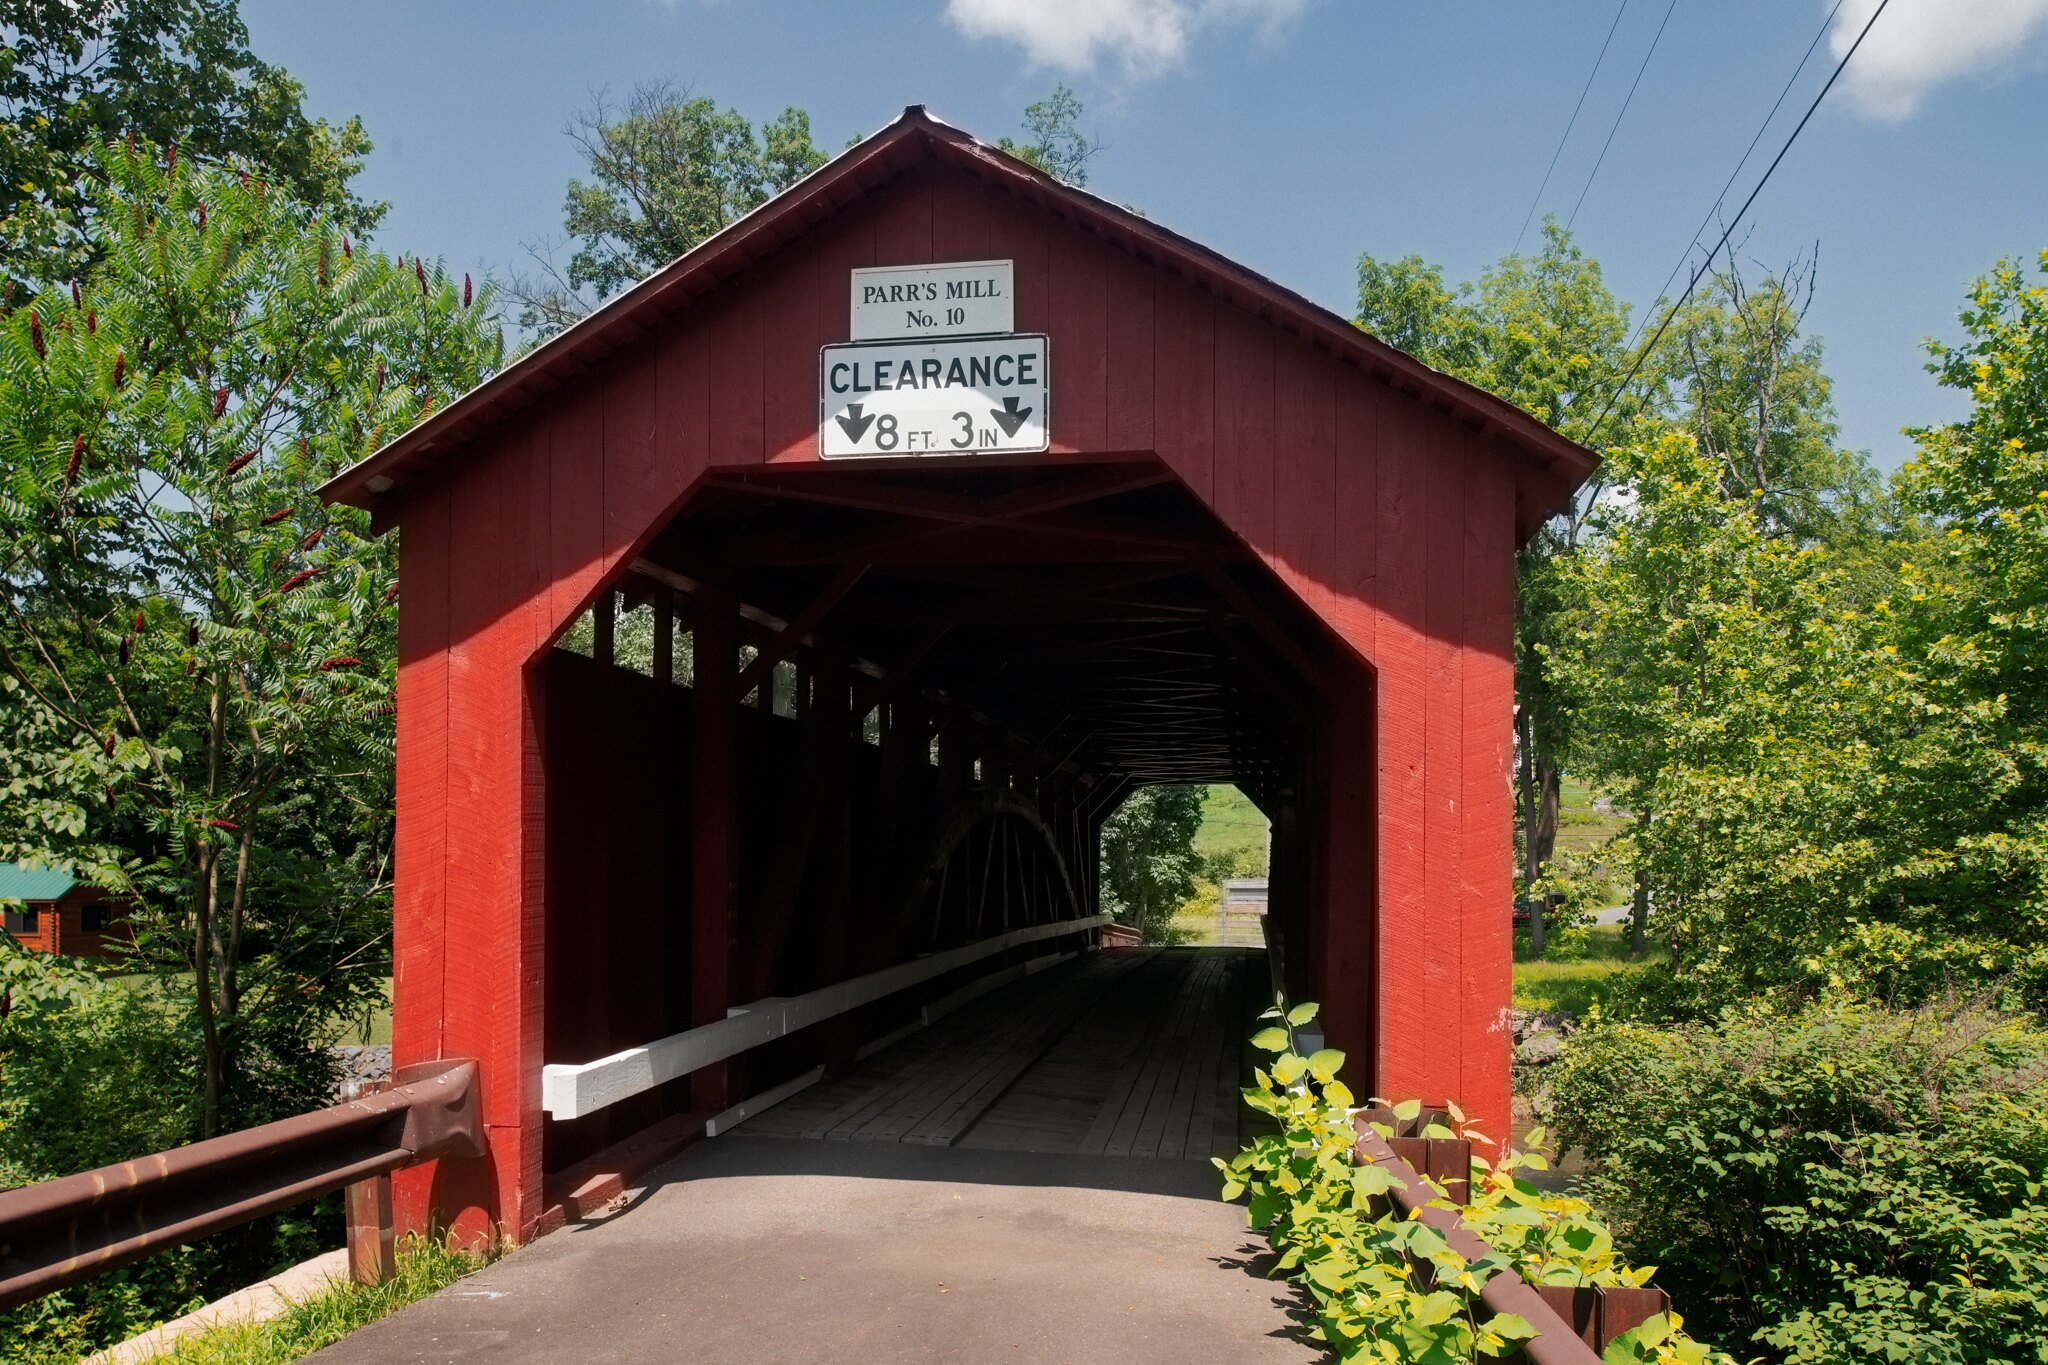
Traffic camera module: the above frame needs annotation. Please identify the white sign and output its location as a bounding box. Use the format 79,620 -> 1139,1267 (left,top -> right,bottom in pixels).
820,334 -> 1049,459
849,260 -> 1013,341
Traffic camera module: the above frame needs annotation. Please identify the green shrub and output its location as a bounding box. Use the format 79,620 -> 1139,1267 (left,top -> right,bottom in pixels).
0,972 -> 194,1187
1545,996 -> 2048,1361
0,965 -> 335,1362
1220,999 -> 1729,1363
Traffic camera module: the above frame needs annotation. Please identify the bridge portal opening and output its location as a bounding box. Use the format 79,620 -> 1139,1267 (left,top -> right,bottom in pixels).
533,458 -> 1364,1176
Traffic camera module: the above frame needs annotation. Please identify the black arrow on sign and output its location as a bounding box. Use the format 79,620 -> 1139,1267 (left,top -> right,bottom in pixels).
835,403 -> 876,443
988,395 -> 1032,438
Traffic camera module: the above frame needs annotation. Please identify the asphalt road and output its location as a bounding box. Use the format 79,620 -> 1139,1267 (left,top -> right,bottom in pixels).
313,1136 -> 1318,1364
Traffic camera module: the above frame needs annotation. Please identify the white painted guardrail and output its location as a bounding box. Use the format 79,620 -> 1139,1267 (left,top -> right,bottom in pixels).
541,913 -> 1110,1121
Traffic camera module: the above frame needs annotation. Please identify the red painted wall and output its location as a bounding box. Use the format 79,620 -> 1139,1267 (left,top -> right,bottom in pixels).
388,161 -> 1517,1239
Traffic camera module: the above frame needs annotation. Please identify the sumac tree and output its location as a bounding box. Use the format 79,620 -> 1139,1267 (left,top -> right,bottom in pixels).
0,139 -> 502,1134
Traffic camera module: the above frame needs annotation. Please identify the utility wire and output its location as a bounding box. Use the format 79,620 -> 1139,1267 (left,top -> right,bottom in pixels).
1580,0 -> 1893,449
1565,0 -> 1683,233
1513,0 -> 1633,255
1616,0 -> 1847,363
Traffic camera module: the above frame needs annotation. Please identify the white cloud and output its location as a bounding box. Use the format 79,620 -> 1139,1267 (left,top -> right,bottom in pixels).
943,0 -> 1311,78
1830,0 -> 2048,120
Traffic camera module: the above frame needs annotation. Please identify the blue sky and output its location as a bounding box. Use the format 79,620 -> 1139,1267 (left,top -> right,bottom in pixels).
242,0 -> 2048,471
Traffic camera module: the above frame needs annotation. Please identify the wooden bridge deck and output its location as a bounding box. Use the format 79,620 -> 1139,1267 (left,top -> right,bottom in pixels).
735,947 -> 1262,1160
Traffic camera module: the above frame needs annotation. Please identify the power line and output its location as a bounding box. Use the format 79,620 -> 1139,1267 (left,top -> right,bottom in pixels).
1513,0 -> 1633,255
1564,0 -> 1683,234
1580,0 -> 1893,449
1616,0 -> 1848,363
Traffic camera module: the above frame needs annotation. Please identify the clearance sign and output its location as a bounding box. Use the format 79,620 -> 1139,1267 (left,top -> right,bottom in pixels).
820,260 -> 1048,459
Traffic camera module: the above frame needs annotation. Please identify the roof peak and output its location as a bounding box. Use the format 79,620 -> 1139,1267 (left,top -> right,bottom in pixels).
321,108 -> 1594,520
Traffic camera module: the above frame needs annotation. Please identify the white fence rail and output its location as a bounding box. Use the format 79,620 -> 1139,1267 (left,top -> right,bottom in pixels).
541,913 -> 1109,1121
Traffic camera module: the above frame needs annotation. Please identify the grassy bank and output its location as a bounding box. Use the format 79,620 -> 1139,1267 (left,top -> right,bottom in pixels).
1194,784 -> 1267,860
152,1239 -> 482,1364
1512,923 -> 1639,1016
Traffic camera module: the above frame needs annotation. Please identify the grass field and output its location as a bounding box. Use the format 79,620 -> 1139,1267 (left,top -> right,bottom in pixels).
1195,784 -> 1268,862
347,982 -> 392,1047
1512,923 -> 1640,1016
104,972 -> 393,1047
1553,776 -> 1626,858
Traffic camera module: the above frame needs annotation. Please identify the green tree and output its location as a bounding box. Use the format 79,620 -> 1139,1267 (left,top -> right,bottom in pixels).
0,0 -> 379,288
1660,259 -> 1883,547
1882,249 -> 2048,995
998,83 -> 1100,185
1100,784 -> 1203,941
0,139 -> 503,1135
1546,430 -> 1876,1000
511,80 -> 825,333
1551,408 -> 2048,1008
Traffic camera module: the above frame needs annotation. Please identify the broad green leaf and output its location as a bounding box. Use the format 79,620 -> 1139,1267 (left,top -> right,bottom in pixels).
1351,1163 -> 1406,1200
1484,1312 -> 1537,1342
1250,1026 -> 1291,1052
1408,1290 -> 1462,1327
1287,1001 -> 1320,1026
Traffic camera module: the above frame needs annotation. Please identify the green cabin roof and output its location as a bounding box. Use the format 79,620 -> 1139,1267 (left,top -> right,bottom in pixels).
0,863 -> 77,903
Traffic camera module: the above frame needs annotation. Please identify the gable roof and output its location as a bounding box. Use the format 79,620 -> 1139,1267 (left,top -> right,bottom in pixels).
320,106 -> 1597,517
0,863 -> 76,903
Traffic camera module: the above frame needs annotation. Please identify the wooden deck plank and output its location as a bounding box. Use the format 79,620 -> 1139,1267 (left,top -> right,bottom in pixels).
1125,952 -> 1218,1155
809,957 -> 1091,1140
1078,962 -> 1186,1153
728,947 -> 1254,1159
904,948 -> 1156,1145
832,950 -> 1143,1142
1151,947 -> 1249,1161
1158,951 -> 1241,1158
1140,954 -> 1219,1157
1089,950 -> 1213,1157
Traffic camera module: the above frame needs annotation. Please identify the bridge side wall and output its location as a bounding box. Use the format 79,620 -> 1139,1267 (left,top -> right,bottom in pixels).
388,163 -> 1517,1238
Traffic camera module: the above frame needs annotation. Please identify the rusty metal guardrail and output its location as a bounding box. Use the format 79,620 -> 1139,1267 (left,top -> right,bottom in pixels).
1351,1113 -> 1639,1365
0,1059 -> 482,1312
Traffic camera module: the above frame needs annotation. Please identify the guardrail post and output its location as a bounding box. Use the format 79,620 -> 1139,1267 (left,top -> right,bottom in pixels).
345,1173 -> 396,1286
340,1078 -> 396,1286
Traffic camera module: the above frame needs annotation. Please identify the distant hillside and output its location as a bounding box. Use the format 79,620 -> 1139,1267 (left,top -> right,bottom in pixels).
1195,785 -> 1268,862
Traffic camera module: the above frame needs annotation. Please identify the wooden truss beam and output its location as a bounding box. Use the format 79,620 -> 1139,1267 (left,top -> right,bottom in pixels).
734,564 -> 868,698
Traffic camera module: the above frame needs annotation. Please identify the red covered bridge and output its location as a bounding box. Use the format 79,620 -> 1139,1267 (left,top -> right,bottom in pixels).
319,106 -> 1594,1247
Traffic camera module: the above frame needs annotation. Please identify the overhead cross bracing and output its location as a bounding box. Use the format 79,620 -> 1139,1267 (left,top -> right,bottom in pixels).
631,459 -> 1354,809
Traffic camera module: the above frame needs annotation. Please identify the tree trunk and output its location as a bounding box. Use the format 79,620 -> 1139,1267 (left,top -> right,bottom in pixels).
1630,866 -> 1649,959
1516,709 -> 1539,888
1533,760 -> 1561,872
195,845 -> 223,1138
1516,709 -> 1543,955
224,828 -> 252,1017
1517,709 -> 1563,956
196,677 -> 228,1137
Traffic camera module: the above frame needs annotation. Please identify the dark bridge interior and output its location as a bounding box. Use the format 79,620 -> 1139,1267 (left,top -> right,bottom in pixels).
643,460 -> 1351,796
538,458 -> 1367,1174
